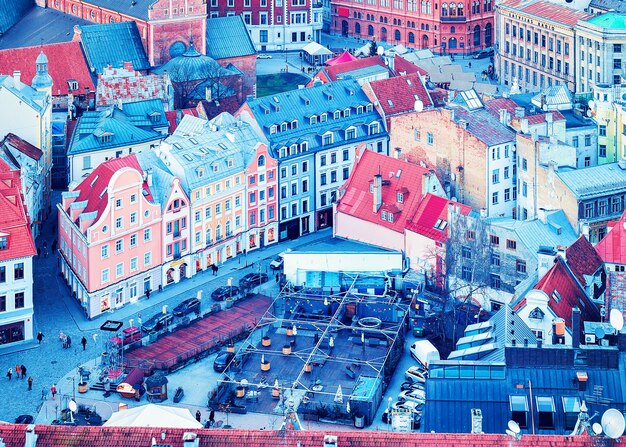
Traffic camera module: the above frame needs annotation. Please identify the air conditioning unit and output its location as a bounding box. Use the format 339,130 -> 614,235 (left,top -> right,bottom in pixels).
584,334 -> 596,344
600,339 -> 609,347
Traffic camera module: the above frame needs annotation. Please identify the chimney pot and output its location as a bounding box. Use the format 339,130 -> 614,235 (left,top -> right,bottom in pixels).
13,70 -> 21,85
372,174 -> 382,213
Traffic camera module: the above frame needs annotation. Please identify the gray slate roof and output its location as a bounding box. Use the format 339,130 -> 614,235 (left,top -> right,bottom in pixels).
135,150 -> 176,211
80,0 -> 157,21
0,6 -> 92,50
245,79 -> 386,158
79,22 -> 150,74
589,0 -> 626,12
0,0 -> 32,34
206,16 -> 256,59
159,113 -> 261,193
557,163 -> 626,199
454,107 -> 517,147
152,41 -> 237,82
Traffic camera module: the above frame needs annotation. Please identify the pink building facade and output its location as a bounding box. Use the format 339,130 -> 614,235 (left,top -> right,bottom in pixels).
160,177 -> 192,285
58,155 -> 163,318
246,143 -> 279,252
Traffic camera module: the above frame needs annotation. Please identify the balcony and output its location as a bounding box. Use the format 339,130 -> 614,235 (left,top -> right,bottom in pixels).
174,230 -> 181,238
440,16 -> 466,22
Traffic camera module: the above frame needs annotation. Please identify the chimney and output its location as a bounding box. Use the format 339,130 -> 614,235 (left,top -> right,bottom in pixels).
13,70 -> 21,86
147,168 -> 153,187
572,307 -> 581,348
372,174 -> 382,213
537,339 -> 543,348
470,408 -> 483,434
556,245 -> 567,262
537,246 -> 556,279
545,112 -> 553,123
479,208 -> 487,218
499,109 -> 508,125
449,108 -> 455,122
459,119 -> 468,130
182,432 -> 199,447
25,425 -> 38,447
514,107 -> 525,118
393,147 -> 401,159
323,435 -> 338,447
537,207 -> 547,224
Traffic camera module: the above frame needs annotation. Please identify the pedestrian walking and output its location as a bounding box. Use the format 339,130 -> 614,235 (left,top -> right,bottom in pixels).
21,365 -> 26,379
145,289 -> 150,300
62,335 -> 68,349
37,247 -> 41,257
275,273 -> 279,283
50,384 -> 57,400
195,410 -> 202,422
468,61 -> 472,68
27,376 -> 33,391
66,335 -> 72,349
209,410 -> 215,426
37,331 -> 44,344
15,364 -> 20,378
6,368 -> 12,380
81,336 -> 87,351
44,248 -> 48,258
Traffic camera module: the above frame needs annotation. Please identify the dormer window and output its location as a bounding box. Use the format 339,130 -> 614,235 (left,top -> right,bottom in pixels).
227,158 -> 234,167
300,141 -> 308,152
100,134 -> 112,143
281,123 -> 288,132
397,192 -> 404,203
322,132 -> 334,146
150,112 -> 161,123
434,219 -> 448,230
366,104 -> 373,112
0,236 -> 7,250
270,125 -> 277,134
345,127 -> 356,140
197,168 -> 204,177
290,144 -> 297,155
320,113 -> 328,122
388,213 -> 394,223
344,108 -> 351,117
279,147 -> 287,158
334,111 -> 341,119
357,105 -> 364,114
381,210 -> 388,220
291,120 -> 298,129
213,164 -> 219,172
310,115 -> 318,125
369,122 -> 380,135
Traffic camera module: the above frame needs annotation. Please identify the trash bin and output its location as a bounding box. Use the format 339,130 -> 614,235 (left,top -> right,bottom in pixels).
354,415 -> 365,429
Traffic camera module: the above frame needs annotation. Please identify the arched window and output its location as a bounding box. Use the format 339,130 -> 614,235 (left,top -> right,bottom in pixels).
441,3 -> 448,16
368,24 -> 374,35
450,26 -> 455,33
449,37 -> 457,49
398,19 -> 402,25
226,220 -> 231,236
395,29 -> 401,41
473,25 -> 480,46
425,24 -> 429,30
355,22 -> 361,34
408,32 -> 415,43
458,2 -> 463,15
421,23 -> 425,29
380,16 -> 384,22
393,18 -> 397,25
485,22 -> 492,46
384,17 -> 388,23
450,2 -> 456,16
258,155 -> 266,167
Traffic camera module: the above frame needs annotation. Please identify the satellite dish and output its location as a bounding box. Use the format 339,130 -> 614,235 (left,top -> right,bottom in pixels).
601,408 -> 626,439
414,100 -> 424,112
588,100 -> 596,109
595,326 -> 606,340
593,423 -> 603,436
610,308 -> 624,332
68,400 -> 77,412
377,45 -> 384,56
508,420 -> 521,434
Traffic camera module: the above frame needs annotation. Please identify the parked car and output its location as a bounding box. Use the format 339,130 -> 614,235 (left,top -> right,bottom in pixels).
239,272 -> 269,288
256,54 -> 272,59
270,254 -> 285,270
398,388 -> 426,404
213,351 -> 235,372
400,381 -> 425,392
141,312 -> 174,334
381,403 -> 422,429
110,326 -> 141,347
405,366 -> 428,384
211,286 -> 240,301
409,340 -> 440,367
173,297 -> 201,316
473,48 -> 494,59
393,400 -> 423,413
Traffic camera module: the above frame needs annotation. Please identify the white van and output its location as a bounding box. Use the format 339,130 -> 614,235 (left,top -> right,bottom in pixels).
270,252 -> 286,270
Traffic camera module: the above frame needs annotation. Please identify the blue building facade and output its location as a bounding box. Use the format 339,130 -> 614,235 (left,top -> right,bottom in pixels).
238,79 -> 389,240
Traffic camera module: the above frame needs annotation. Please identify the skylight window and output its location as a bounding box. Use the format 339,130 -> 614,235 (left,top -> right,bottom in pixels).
387,99 -> 394,107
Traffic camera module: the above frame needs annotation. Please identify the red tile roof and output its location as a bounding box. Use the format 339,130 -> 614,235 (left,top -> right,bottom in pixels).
70,154 -> 153,225
325,56 -> 389,82
368,73 -> 433,117
0,42 -> 94,96
0,159 -> 35,262
566,235 -> 604,288
0,425 -> 600,447
483,98 -> 566,124
607,271 -> 626,319
394,55 -> 428,76
96,63 -> 169,107
407,193 -> 471,242
533,257 -> 600,327
1,133 -> 43,161
595,210 -> 626,265
337,149 -> 433,233
515,0 -> 593,26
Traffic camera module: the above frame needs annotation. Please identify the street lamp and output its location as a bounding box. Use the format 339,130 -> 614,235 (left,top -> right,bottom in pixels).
228,277 -> 233,299
387,396 -> 393,430
67,376 -> 75,401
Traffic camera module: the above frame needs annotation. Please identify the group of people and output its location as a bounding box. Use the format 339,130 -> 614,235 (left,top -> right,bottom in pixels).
59,331 -> 88,350
7,364 -> 33,390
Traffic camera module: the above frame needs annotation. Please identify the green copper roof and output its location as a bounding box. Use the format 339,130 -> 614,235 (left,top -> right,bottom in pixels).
587,13 -> 626,28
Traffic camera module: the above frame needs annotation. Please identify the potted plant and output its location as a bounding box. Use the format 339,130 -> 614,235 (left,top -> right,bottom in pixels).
282,344 -> 291,355
260,354 -> 270,371
225,297 -> 234,309
261,336 -> 271,347
78,381 -> 88,393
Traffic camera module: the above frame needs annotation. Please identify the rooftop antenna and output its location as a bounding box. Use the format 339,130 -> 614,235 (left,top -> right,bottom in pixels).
610,308 -> 624,332
600,408 -> 626,439
506,420 -> 521,440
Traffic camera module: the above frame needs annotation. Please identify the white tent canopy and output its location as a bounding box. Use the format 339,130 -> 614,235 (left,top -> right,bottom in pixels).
302,41 -> 333,56
103,404 -> 203,428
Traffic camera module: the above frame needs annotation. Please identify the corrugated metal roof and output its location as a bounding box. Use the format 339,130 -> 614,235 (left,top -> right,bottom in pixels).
206,16 -> 256,59
135,150 -> 177,211
80,0 -> 157,21
291,236 -> 401,254
79,22 -> 150,74
557,163 -> 626,199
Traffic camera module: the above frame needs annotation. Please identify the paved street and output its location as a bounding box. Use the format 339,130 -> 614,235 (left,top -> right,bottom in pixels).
0,192 -> 331,423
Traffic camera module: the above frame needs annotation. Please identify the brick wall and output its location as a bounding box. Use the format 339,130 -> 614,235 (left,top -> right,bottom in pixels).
217,54 -> 257,100
390,109 -> 488,210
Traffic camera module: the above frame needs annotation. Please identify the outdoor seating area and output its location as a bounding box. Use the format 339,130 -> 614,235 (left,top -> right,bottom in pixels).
211,274 -> 410,427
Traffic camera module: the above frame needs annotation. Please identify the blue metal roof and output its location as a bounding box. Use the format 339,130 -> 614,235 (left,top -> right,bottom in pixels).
79,22 -> 150,74
80,0 -> 156,21
0,0 -> 31,34
291,236 -> 402,255
114,99 -> 170,129
135,150 -> 176,211
557,163 -> 626,199
206,16 -> 256,59
245,79 -> 387,159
